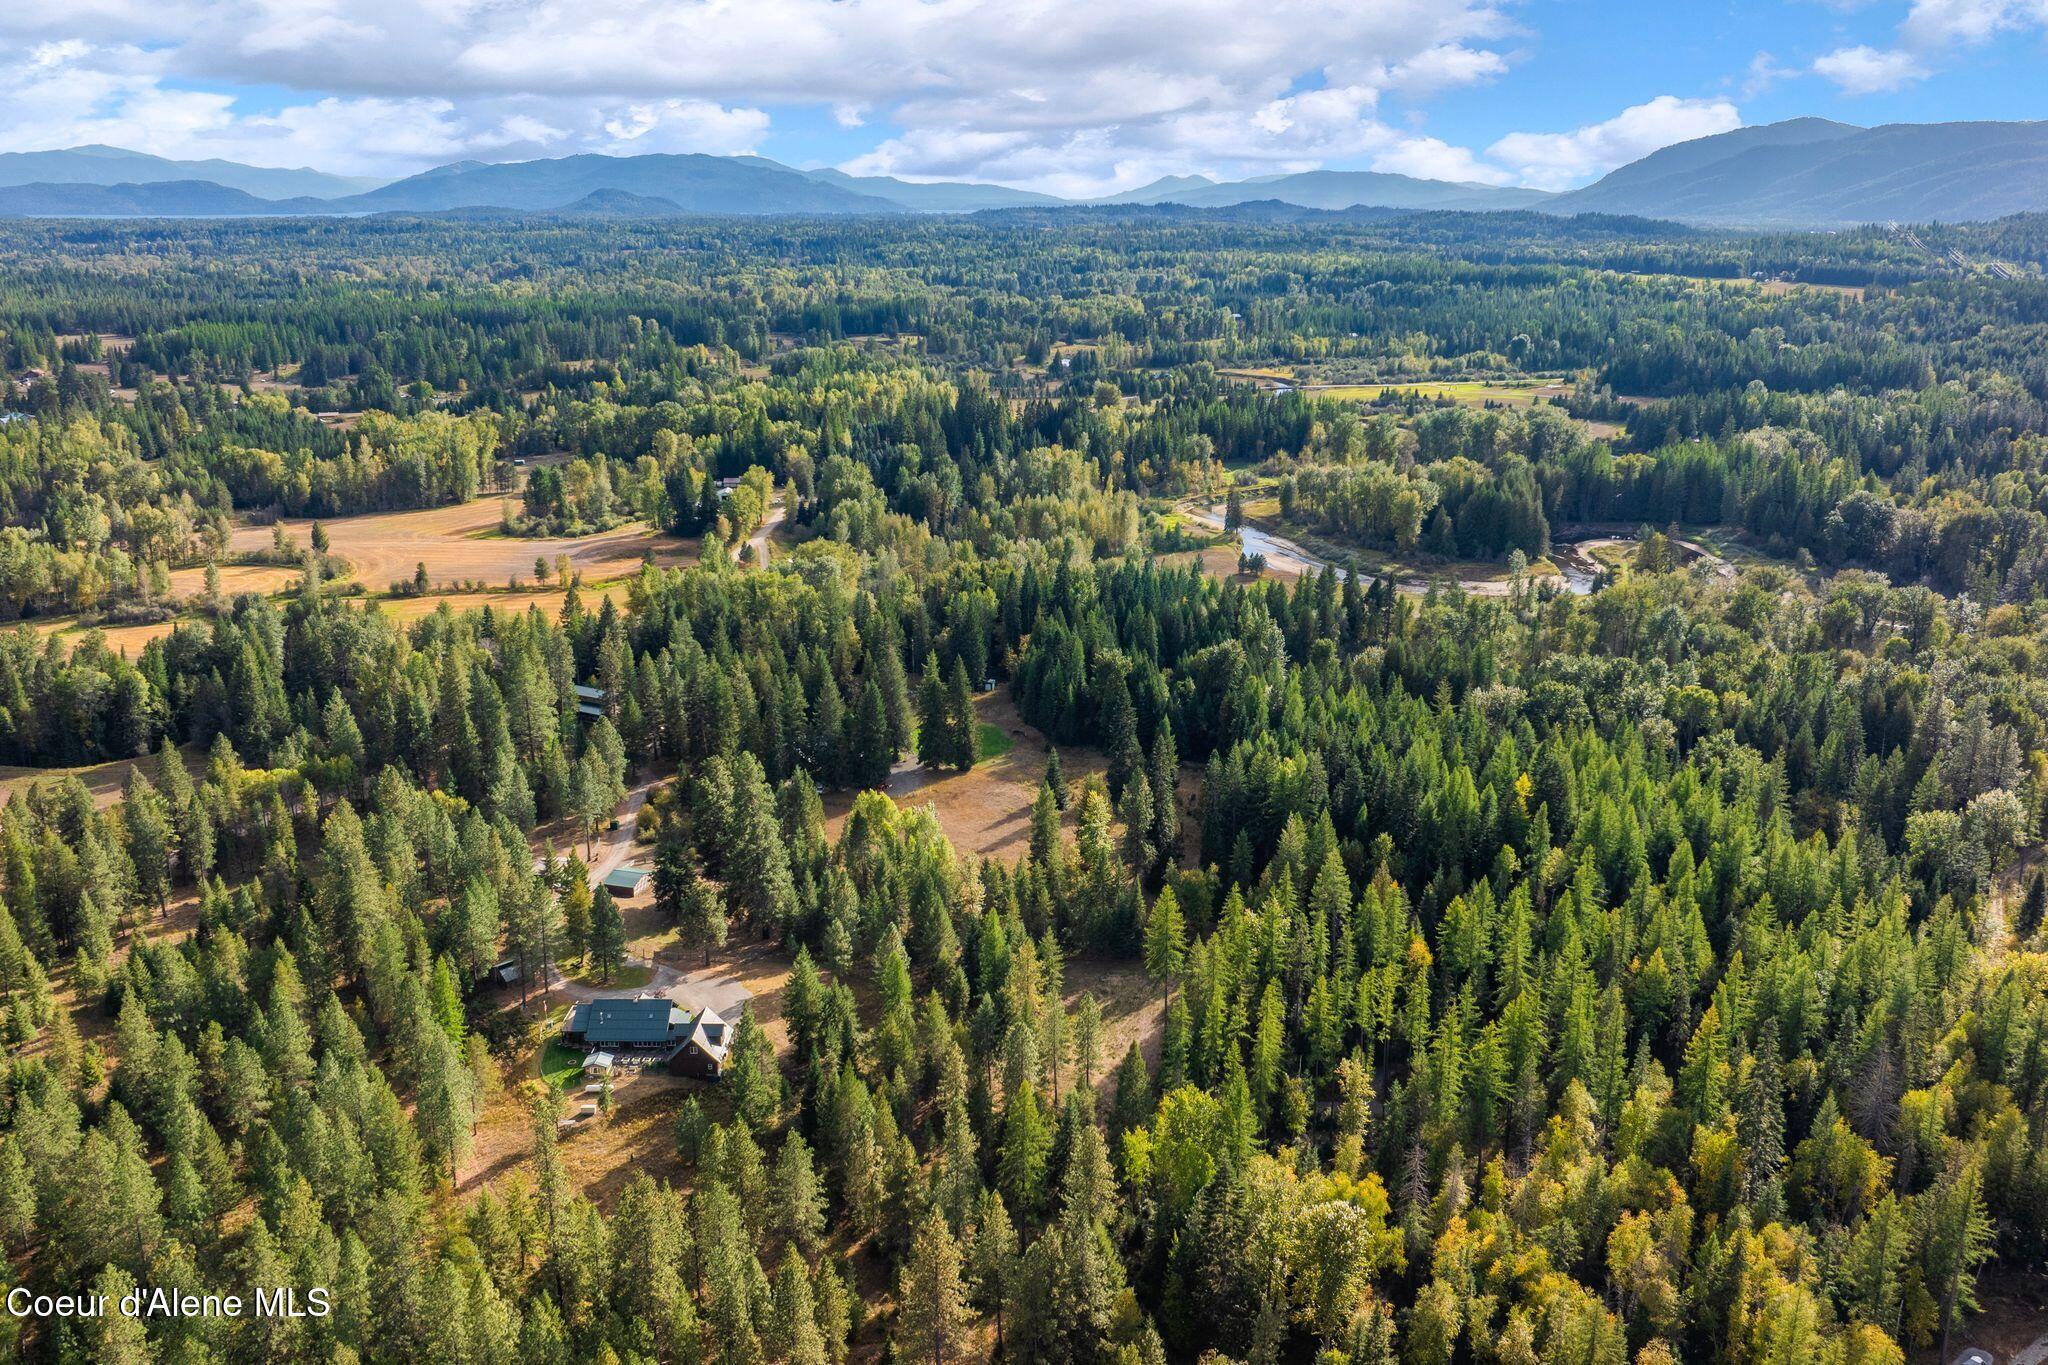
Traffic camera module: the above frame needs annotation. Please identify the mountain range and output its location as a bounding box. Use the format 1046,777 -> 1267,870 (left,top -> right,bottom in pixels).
0,144 -> 382,199
1,119 -> 2044,227
1547,117 -> 2048,225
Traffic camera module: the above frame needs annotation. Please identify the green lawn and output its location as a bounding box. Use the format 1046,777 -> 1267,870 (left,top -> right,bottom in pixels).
566,962 -> 653,991
976,722 -> 1015,762
540,1032 -> 584,1089
907,718 -> 1016,766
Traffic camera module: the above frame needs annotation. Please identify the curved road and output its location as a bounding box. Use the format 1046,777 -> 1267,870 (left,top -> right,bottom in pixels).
1187,500 -> 1731,598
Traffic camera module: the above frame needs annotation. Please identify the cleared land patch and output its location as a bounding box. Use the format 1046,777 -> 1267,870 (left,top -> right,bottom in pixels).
824,692 -> 1106,861
227,495 -> 695,591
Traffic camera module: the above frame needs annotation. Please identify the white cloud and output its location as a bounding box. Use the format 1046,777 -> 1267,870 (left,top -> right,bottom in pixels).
0,0 -> 1524,188
1742,51 -> 1797,98
1380,44 -> 1510,98
597,101 -> 770,156
1899,0 -> 2047,47
1486,95 -> 1742,191
1811,45 -> 1929,94
1372,135 -> 1513,185
1793,0 -> 2048,93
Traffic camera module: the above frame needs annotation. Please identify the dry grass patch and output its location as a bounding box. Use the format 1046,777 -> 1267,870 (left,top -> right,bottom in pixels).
227,494 -> 695,591
823,693 -> 1106,861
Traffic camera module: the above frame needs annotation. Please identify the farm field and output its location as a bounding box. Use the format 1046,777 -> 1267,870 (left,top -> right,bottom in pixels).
226,494 -> 696,590
1315,377 -> 1572,406
16,496 -> 693,658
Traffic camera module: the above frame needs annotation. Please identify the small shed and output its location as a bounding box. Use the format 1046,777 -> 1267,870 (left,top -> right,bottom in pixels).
489,959 -> 521,988
602,865 -> 651,897
574,683 -> 606,719
583,1051 -> 615,1075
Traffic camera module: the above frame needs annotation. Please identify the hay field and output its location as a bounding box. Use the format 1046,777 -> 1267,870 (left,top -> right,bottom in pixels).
227,496 -> 694,591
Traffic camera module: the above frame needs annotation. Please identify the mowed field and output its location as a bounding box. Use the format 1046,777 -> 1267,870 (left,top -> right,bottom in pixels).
227,495 -> 695,590
22,495 -> 698,659
1316,378 -> 1572,407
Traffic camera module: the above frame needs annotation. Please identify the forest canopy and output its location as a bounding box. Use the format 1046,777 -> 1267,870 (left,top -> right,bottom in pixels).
0,206 -> 2043,1364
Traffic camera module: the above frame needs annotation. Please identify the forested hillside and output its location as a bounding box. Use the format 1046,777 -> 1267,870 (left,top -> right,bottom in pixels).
0,207 -> 2044,1364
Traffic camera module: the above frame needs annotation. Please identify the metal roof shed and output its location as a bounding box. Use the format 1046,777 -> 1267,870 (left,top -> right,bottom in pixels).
602,865 -> 651,896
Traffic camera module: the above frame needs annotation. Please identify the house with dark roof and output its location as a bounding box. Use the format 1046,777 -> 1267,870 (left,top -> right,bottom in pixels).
574,683 -> 605,719
561,996 -> 689,1051
664,1005 -> 731,1079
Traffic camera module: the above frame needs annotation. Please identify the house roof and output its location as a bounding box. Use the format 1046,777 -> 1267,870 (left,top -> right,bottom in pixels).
571,996 -> 683,1045
602,865 -> 651,893
572,684 -> 605,701
685,1005 -> 730,1060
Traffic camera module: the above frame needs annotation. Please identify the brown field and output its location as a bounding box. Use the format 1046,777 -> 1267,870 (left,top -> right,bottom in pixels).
823,693 -> 1106,860
0,753 -> 159,809
23,492 -> 704,660
23,579 -> 637,661
0,744 -> 203,810
25,617 -> 184,658
1161,543 -> 1262,583
228,496 -> 696,590
165,563 -> 303,598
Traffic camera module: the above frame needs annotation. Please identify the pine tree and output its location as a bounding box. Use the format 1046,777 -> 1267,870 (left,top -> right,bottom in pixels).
588,886 -> 626,983
1044,746 -> 1068,808
998,1084 -> 1051,1216
899,1209 -> 970,1365
968,1189 -> 1020,1358
1072,992 -> 1102,1092
850,679 -> 895,788
680,868 -> 730,967
774,1248 -> 829,1365
774,1132 -> 828,1258
1030,781 -> 1063,871
1144,886 -> 1186,1010
1921,1156 -> 1994,1361
122,769 -> 173,913
1148,722 -> 1179,863
948,656 -> 979,770
918,653 -> 950,769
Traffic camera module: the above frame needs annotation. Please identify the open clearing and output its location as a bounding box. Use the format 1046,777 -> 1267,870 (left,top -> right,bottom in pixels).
23,494 -> 693,658
1316,378 -> 1572,407
0,745 -> 204,809
823,692 -> 1106,861
227,495 -> 695,590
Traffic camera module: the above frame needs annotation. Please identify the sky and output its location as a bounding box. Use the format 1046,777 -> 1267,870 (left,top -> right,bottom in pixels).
1,0 -> 2043,196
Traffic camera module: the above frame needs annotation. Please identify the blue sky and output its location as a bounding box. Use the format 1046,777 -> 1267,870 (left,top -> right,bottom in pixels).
0,0 -> 2042,195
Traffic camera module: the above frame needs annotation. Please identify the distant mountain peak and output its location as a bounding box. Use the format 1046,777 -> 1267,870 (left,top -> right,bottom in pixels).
1550,116 -> 2048,226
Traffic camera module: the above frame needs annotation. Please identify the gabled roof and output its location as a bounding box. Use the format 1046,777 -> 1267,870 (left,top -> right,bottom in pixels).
573,996 -> 683,1045
684,1004 -> 730,1060
572,683 -> 605,701
602,865 -> 651,893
